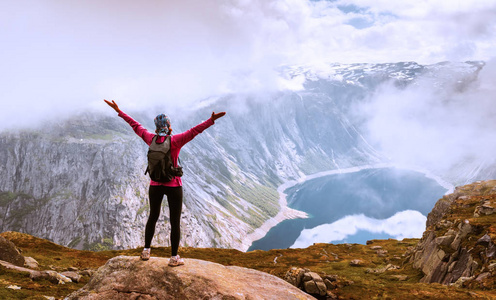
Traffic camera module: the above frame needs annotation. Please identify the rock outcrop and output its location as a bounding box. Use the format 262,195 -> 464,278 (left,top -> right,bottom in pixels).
24,256 -> 39,269
66,256 -> 315,299
284,267 -> 354,299
0,235 -> 79,284
0,235 -> 24,267
0,260 -> 72,284
406,180 -> 496,286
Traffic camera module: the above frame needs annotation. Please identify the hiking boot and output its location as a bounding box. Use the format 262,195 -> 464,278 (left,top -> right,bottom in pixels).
168,255 -> 185,267
140,248 -> 151,261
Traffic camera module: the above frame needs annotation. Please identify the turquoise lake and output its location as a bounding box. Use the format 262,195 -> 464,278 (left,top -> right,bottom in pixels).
248,168 -> 448,251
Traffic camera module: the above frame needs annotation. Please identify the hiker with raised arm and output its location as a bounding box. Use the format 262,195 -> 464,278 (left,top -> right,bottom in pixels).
104,99 -> 226,267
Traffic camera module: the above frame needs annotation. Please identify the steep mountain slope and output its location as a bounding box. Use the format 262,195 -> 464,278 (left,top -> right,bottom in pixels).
0,61 -> 491,251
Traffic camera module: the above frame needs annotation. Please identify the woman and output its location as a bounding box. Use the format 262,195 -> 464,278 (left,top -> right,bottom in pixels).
104,99 -> 226,266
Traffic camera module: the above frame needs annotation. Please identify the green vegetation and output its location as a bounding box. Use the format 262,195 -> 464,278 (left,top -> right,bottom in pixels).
0,191 -> 44,209
207,221 -> 221,238
0,191 -> 17,206
299,151 -> 334,174
137,204 -> 149,216
216,194 -> 239,217
230,180 -> 279,218
0,266 -> 70,300
208,176 -> 281,230
9,205 -> 39,229
84,133 -> 115,140
244,208 -> 267,229
86,237 -> 114,252
262,170 -> 283,187
67,237 -> 82,249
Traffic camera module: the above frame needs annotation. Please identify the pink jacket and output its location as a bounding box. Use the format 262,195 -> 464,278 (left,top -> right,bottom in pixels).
118,111 -> 215,187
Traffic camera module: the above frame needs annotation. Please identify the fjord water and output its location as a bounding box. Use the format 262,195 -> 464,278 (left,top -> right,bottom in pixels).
248,168 -> 447,251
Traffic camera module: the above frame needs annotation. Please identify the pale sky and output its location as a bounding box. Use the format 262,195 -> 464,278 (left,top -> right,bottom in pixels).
1,0 -> 495,129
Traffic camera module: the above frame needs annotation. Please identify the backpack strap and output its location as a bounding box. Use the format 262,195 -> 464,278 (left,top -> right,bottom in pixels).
150,135 -> 158,145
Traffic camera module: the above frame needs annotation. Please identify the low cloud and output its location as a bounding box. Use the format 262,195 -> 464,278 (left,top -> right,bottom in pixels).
358,59 -> 496,180
291,210 -> 426,248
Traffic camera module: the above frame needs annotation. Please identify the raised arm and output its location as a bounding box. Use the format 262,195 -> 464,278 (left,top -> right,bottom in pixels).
172,111 -> 226,148
104,99 -> 121,113
211,111 -> 226,122
103,99 -> 155,145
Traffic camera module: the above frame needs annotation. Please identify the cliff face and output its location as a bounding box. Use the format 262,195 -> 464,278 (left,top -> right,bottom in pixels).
0,114 -> 280,251
407,180 -> 496,287
0,116 -> 155,250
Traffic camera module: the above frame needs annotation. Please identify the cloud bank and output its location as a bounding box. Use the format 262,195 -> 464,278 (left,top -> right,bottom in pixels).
291,209 -> 426,248
358,59 -> 496,181
1,0 -> 495,129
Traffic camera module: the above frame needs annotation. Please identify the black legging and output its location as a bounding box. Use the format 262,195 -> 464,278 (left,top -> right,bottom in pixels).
144,185 -> 183,256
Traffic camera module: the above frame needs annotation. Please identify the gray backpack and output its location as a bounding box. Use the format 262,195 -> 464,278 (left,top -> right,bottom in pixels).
145,135 -> 183,182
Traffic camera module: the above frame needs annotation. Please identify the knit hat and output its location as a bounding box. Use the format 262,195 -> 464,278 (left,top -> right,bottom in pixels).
154,114 -> 171,136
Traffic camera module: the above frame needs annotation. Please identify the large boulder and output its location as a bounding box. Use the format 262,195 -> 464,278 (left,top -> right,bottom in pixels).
66,256 -> 316,299
0,235 -> 24,267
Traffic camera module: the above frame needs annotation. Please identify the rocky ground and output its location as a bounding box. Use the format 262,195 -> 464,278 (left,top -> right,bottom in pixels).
2,180 -> 496,299
406,179 -> 496,288
65,256 -> 315,299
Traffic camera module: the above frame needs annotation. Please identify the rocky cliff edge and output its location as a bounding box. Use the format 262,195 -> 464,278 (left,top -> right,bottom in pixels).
65,256 -> 315,300
406,180 -> 496,288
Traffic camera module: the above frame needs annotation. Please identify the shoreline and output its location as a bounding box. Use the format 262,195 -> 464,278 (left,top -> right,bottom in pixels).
244,163 -> 454,252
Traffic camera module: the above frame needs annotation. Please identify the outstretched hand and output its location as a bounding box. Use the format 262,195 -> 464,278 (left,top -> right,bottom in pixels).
104,99 -> 120,113
211,111 -> 226,121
